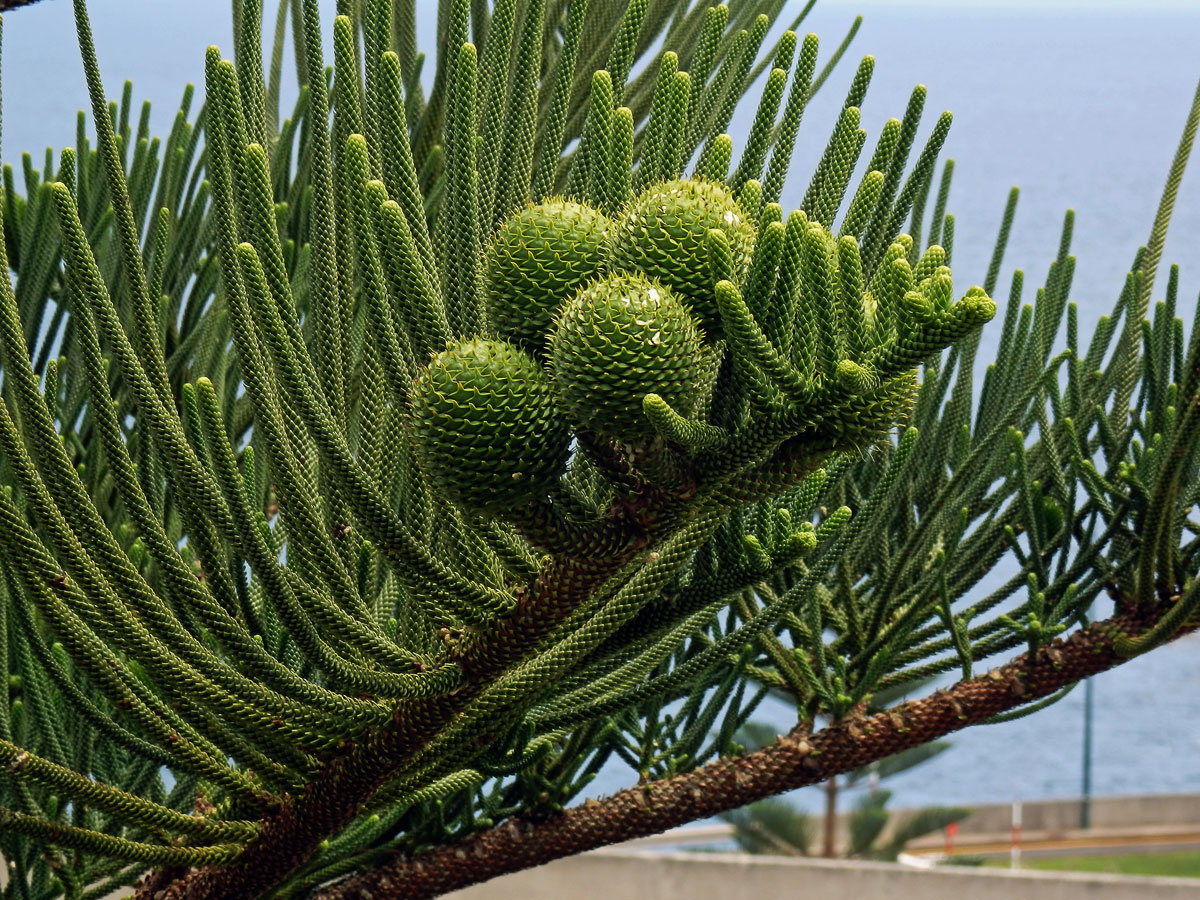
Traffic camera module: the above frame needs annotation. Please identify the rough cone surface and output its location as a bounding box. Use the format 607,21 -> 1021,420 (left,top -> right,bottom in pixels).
485,199 -> 612,355
612,178 -> 755,333
551,273 -> 706,443
412,338 -> 570,513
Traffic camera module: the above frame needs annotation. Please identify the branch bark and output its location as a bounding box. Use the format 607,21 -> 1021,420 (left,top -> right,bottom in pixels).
134,454 -> 838,900
303,610 -> 1181,900
134,483 -> 687,899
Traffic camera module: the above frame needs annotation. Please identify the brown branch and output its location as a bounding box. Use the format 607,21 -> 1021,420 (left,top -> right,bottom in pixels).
0,0 -> 51,10
306,610 -> 1183,900
138,458 -> 836,899
134,488 -> 691,900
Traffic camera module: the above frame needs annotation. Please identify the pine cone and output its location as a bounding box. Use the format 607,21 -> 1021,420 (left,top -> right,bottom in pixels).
612,177 -> 755,335
411,338 -> 570,514
551,272 -> 706,443
485,198 -> 612,356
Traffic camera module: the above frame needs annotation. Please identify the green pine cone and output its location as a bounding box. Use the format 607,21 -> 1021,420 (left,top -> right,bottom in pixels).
551,272 -> 706,442
611,177 -> 755,334
484,199 -> 612,355
411,338 -> 570,514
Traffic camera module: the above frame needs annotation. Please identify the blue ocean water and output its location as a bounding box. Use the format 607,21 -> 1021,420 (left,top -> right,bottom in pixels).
3,1 -> 1200,811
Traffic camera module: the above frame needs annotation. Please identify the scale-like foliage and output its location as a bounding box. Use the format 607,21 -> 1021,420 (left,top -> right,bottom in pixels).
0,1 -> 1195,898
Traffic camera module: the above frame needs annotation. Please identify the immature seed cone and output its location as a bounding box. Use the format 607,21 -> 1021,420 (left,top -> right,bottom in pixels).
484,199 -> 612,355
411,338 -> 570,514
611,177 -> 755,334
551,272 -> 705,443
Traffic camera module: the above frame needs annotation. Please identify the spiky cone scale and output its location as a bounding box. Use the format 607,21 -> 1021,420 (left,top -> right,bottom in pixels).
551,273 -> 706,443
411,338 -> 570,515
484,199 -> 613,356
611,177 -> 756,336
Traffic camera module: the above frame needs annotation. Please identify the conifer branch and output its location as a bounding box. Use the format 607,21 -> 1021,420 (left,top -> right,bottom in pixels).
307,605 -> 1188,900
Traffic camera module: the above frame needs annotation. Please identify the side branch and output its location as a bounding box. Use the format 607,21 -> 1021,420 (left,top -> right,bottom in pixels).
313,610 -> 1182,900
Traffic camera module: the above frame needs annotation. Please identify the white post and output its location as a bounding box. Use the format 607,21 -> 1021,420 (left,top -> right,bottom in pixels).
1010,800 -> 1022,869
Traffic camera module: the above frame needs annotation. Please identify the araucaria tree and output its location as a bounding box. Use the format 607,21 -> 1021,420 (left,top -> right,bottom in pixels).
0,0 -> 1195,897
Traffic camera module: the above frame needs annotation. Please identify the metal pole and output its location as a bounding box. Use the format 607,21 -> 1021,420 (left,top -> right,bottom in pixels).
1081,677 -> 1094,829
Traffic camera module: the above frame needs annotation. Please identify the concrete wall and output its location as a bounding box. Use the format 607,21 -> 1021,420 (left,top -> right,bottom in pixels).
446,850 -> 1200,900
6,844 -> 1200,899
946,793 -> 1200,836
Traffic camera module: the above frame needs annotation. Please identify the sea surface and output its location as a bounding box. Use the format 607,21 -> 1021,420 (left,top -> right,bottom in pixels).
3,1 -> 1200,812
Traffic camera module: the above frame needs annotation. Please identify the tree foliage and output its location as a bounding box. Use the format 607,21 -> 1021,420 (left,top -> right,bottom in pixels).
0,1 -> 1196,898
